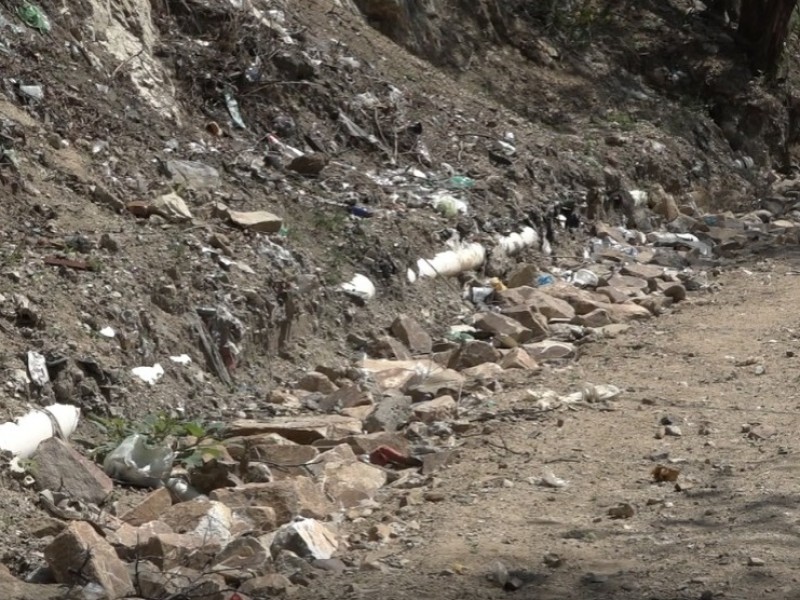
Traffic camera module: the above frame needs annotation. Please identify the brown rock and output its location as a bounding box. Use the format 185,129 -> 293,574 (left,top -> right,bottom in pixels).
340,404 -> 374,421
461,362 -> 504,381
0,564 -> 79,600
209,479 -> 332,525
595,286 -> 631,304
506,264 -> 539,288
225,415 -> 363,444
212,536 -> 271,573
496,287 -> 576,320
270,518 -> 338,559
134,563 -> 225,600
500,305 -> 550,340
604,273 -> 649,292
159,499 -> 232,542
229,210 -> 283,233
390,315 -> 432,354
232,506 -> 278,534
342,431 -> 410,455
499,348 -> 540,370
620,263 -> 664,281
137,532 -> 214,570
120,488 -> 173,526
105,520 -> 173,560
296,371 -> 338,393
318,384 -> 373,412
189,458 -> 243,493
126,200 -> 152,218
403,368 -> 464,401
656,280 -> 687,301
473,312 -> 533,345
31,437 -> 113,505
287,153 -> 328,176
634,295 -> 672,315
239,573 -> 294,597
524,340 -> 576,360
236,436 -> 319,477
651,186 -> 680,221
573,308 -> 613,328
45,521 -> 134,599
366,336 -> 411,360
323,456 -> 387,507
412,395 -> 458,423
448,340 -> 501,370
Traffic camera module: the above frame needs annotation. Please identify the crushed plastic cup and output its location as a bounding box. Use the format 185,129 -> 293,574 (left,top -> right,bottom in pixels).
103,433 -> 176,488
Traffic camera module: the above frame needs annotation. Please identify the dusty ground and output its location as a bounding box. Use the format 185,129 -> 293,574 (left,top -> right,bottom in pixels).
2,0 -> 800,596
286,253 -> 800,600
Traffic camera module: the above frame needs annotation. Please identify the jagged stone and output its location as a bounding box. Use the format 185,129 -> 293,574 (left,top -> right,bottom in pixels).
296,371 -> 338,393
411,395 -> 458,423
390,315 -> 432,354
448,340 -> 502,370
270,518 -> 338,560
473,311 -> 533,345
120,488 -> 173,526
225,416 -> 363,444
31,437 -> 114,505
45,521 -> 134,599
209,479 -> 332,525
498,348 -> 540,370
500,305 -> 550,340
364,391 -> 412,433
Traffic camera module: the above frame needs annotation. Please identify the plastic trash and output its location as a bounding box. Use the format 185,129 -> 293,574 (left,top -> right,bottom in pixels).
339,274 -> 376,301
103,434 -> 176,488
169,354 -> 192,365
0,403 -> 80,462
540,469 -> 568,488
570,269 -> 599,288
99,326 -> 116,338
431,191 -> 468,217
497,227 -> 540,256
17,3 -> 50,32
131,363 -> 164,385
166,476 -> 204,502
411,242 -> 486,281
224,91 -> 246,129
445,175 -> 475,190
536,273 -> 555,287
26,351 -> 48,386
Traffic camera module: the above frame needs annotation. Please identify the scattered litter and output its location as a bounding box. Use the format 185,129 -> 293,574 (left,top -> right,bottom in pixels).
0,403 -> 80,463
131,363 -> 164,385
99,326 -> 116,338
17,3 -> 50,32
224,91 -> 246,129
103,433 -> 176,488
431,191 -> 468,217
26,350 -> 48,386
169,354 -> 192,365
539,469 -> 568,488
526,383 -> 620,407
340,273 -> 376,301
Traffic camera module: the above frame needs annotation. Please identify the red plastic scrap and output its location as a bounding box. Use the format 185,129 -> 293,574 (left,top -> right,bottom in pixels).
369,445 -> 422,469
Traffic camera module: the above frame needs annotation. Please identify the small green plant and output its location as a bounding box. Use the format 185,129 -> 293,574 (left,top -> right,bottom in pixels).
89,412 -> 224,468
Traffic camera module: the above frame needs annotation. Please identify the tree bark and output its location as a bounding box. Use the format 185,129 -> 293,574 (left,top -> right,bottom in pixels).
738,0 -> 798,74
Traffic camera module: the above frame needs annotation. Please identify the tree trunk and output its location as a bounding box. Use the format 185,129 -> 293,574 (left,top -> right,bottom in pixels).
738,0 -> 798,74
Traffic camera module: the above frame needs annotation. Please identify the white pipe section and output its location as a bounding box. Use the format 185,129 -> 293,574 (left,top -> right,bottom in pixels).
412,242 -> 486,280
0,403 -> 80,459
496,226 -> 540,256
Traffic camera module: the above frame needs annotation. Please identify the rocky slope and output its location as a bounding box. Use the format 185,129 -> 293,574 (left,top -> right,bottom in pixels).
1,0 -> 800,597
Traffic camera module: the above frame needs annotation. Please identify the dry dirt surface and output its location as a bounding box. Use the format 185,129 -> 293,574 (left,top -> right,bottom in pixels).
289,253 -> 800,600
3,0 -> 800,597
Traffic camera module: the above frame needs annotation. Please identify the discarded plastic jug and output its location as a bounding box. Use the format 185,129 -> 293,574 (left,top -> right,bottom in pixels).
536,273 -> 555,287
445,175 -> 475,190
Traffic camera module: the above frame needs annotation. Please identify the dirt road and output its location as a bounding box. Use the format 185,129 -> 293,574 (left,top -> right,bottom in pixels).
293,252 -> 800,600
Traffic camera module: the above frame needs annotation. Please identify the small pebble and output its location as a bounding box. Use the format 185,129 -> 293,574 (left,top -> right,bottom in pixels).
665,425 -> 682,437
748,557 -> 765,567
